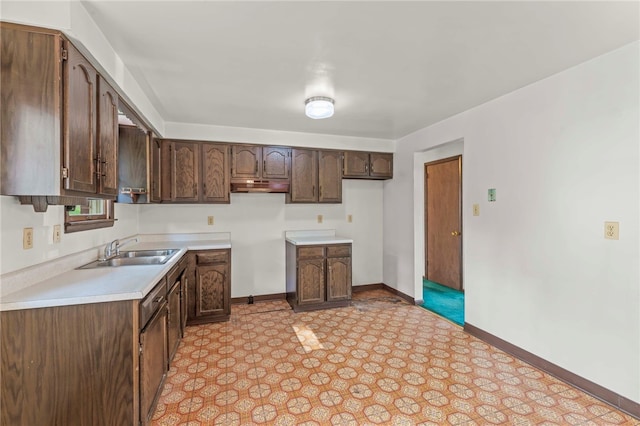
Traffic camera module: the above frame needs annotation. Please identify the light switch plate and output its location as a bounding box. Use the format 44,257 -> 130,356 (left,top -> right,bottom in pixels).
207,216 -> 214,226
347,214 -> 353,223
473,204 -> 480,216
317,215 -> 323,224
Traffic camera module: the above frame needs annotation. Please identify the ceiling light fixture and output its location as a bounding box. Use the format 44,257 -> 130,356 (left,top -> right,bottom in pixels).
305,96 -> 334,119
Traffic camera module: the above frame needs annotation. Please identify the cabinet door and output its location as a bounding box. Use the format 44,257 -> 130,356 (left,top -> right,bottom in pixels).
195,263 -> 229,318
370,152 -> 393,179
64,43 -> 98,194
297,258 -> 325,305
180,276 -> 188,333
231,145 -> 260,178
171,141 -> 200,202
318,151 -> 342,203
97,77 -> 119,196
139,303 -> 167,426
167,282 -> 181,363
289,149 -> 317,203
263,147 -> 290,179
150,137 -> 162,202
342,151 -> 369,178
202,143 -> 229,203
326,256 -> 352,301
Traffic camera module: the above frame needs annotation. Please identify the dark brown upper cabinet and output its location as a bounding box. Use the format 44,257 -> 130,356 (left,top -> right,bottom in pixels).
117,125 -> 149,204
160,140 -> 229,204
231,145 -> 291,184
288,149 -> 342,204
1,23 -> 119,211
343,151 -> 393,180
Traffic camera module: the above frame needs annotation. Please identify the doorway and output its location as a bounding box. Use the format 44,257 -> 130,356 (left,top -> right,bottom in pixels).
424,155 -> 462,291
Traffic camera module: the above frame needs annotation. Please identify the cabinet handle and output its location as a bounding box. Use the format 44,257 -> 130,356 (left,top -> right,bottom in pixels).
255,160 -> 258,174
263,160 -> 266,174
312,185 -> 315,196
365,163 -> 369,173
370,163 -> 374,173
319,185 -> 322,198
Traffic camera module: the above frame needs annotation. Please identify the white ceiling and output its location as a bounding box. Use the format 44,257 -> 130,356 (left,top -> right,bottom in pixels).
81,1 -> 639,140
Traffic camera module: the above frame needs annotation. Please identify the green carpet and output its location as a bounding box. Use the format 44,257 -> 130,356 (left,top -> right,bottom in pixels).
421,279 -> 464,326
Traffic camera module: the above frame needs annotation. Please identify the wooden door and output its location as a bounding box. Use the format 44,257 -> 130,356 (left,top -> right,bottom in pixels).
64,42 -> 97,194
150,136 -> 162,202
195,264 -> 228,318
326,257 -> 351,301
342,151 -> 369,178
297,258 -> 325,305
202,143 -> 229,203
425,156 -> 462,290
318,150 -> 342,203
289,149 -> 317,203
171,141 -> 200,202
167,282 -> 181,363
96,77 -> 119,196
231,145 -> 260,178
263,147 -> 290,179
370,153 -> 393,179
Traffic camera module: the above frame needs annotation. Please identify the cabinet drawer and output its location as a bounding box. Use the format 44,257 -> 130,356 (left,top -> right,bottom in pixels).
140,278 -> 166,328
196,250 -> 228,265
326,245 -> 351,257
297,246 -> 324,259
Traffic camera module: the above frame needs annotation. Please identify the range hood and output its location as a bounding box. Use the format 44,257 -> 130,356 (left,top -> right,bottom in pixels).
230,179 -> 290,193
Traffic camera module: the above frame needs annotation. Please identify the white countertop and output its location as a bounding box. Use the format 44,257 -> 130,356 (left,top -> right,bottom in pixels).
0,238 -> 231,312
284,230 -> 353,246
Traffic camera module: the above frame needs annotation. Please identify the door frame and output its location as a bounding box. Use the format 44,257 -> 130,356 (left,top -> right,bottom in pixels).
424,154 -> 463,290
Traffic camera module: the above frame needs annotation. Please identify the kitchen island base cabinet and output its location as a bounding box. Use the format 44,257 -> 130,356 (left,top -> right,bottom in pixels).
186,249 -> 231,325
286,243 -> 352,312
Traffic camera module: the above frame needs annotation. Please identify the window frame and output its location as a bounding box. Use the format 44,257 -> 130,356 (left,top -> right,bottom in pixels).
64,199 -> 116,233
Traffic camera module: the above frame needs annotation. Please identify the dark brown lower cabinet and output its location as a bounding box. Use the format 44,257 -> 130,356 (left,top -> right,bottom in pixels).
187,249 -> 231,325
0,259 -> 189,426
286,243 -> 352,312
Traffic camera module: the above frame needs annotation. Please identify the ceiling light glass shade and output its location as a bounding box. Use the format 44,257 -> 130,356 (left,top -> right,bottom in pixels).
305,96 -> 334,119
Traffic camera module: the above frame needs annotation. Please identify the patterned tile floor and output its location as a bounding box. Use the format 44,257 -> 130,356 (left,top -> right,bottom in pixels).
152,289 -> 639,425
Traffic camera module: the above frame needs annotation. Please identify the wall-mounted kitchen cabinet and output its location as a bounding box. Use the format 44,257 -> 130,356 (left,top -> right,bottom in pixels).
1,23 -> 119,211
287,149 -> 342,203
230,145 -> 290,192
117,125 -> 149,203
343,151 -> 393,180
159,140 -> 230,203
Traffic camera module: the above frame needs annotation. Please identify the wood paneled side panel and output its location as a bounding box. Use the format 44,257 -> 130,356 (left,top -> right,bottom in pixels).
167,282 -> 181,362
342,151 -> 369,178
231,145 -> 260,178
150,136 -> 162,202
1,301 -> 136,426
118,125 -> 148,203
297,259 -> 325,305
289,149 -> 317,203
64,42 -> 98,194
318,150 -> 342,203
171,141 -> 200,202
1,25 -> 61,195
202,143 -> 229,203
327,256 -> 352,301
263,147 -> 290,179
97,77 -> 119,196
370,152 -> 393,178
195,264 -> 228,317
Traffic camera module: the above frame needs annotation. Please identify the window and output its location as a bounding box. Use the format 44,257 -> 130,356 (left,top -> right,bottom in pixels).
64,199 -> 115,233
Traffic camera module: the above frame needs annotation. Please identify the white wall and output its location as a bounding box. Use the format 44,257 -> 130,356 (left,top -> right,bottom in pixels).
138,180 -> 383,298
0,196 -> 138,276
384,42 -> 640,402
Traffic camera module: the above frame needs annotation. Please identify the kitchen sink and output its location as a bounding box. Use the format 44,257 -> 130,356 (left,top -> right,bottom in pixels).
78,249 -> 180,269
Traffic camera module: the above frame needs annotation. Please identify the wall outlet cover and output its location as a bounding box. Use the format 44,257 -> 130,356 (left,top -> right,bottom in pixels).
317,214 -> 323,224
604,221 -> 619,240
207,216 -> 214,226
23,228 -> 33,249
53,225 -> 61,243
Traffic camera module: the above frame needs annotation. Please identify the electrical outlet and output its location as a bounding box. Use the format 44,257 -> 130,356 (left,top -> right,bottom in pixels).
23,228 -> 33,249
207,216 -> 214,226
473,204 -> 480,216
317,214 -> 323,224
604,221 -> 619,240
347,214 -> 353,223
53,225 -> 61,243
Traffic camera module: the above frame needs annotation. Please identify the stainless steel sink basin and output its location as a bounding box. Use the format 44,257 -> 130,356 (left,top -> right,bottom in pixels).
118,249 -> 179,258
78,249 -> 180,269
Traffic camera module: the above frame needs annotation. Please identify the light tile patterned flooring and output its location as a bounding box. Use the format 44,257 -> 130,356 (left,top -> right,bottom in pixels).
152,289 -> 639,425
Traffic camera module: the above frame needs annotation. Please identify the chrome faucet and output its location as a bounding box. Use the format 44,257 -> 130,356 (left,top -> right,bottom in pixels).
103,239 -> 120,260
